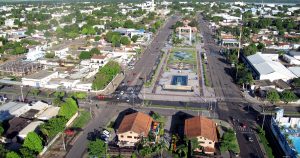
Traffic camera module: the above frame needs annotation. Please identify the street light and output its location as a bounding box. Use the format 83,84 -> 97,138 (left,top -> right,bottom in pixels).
20,85 -> 24,102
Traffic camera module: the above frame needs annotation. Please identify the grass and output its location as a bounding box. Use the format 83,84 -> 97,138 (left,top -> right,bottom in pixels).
71,109 -> 91,128
257,126 -> 275,158
168,47 -> 197,66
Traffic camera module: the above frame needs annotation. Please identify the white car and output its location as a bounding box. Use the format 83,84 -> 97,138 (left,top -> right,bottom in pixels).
102,129 -> 110,138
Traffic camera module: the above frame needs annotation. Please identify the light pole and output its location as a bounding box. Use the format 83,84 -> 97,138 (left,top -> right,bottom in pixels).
262,103 -> 266,130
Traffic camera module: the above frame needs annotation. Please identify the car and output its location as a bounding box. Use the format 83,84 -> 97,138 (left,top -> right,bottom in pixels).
102,129 -> 110,138
120,91 -> 124,95
247,135 -> 254,142
241,122 -> 246,128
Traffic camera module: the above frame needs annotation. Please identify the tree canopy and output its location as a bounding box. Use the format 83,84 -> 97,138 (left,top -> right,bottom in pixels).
6,151 -> 20,158
92,61 -> 121,90
22,132 -> 43,153
280,90 -> 298,104
220,129 -> 239,153
58,98 -> 78,120
88,139 -> 107,157
266,90 -> 280,104
40,117 -> 67,139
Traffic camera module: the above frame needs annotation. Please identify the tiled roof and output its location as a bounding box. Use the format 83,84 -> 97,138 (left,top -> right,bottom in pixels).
117,112 -> 153,136
184,116 -> 217,142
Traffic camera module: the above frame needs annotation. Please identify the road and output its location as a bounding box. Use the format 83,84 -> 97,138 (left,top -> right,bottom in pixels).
122,15 -> 179,88
198,14 -> 266,158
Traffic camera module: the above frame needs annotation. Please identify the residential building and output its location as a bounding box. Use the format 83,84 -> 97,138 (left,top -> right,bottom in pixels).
117,112 -> 153,147
0,102 -> 31,121
36,106 -> 60,121
185,116 -> 217,155
18,121 -> 44,140
22,70 -> 59,87
54,47 -> 70,59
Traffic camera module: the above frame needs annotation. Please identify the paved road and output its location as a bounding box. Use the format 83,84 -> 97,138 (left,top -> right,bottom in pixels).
198,14 -> 265,158
122,15 -> 180,87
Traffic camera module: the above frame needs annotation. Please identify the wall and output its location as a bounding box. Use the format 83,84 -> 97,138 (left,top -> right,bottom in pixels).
117,131 -> 140,146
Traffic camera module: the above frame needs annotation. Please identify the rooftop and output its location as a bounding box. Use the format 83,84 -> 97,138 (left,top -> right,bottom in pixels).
184,116 -> 217,142
18,121 -> 44,139
36,106 -> 60,120
5,117 -> 31,139
117,112 -> 153,136
23,70 -> 57,80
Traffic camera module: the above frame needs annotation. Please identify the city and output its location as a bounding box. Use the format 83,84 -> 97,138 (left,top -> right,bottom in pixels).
0,0 -> 299,158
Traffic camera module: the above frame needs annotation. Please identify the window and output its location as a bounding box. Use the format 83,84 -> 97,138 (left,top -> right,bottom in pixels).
134,137 -> 138,139
209,142 -> 212,144
120,135 -> 124,138
127,136 -> 132,138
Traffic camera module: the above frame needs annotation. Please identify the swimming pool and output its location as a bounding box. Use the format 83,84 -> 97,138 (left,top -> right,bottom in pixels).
171,75 -> 188,86
289,136 -> 300,155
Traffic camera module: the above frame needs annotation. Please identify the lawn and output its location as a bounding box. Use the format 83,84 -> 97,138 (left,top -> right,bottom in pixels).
72,109 -> 91,128
168,47 -> 197,65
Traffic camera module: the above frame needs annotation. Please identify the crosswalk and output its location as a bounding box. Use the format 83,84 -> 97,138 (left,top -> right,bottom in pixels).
235,126 -> 253,133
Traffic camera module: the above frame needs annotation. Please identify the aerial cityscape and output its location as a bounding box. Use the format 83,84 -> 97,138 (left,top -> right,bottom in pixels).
0,0 -> 299,158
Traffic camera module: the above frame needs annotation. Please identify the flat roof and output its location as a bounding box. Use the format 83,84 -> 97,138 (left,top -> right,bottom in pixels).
0,102 -> 30,121
288,67 -> 300,77
23,70 -> 56,80
18,121 -> 44,139
20,109 -> 39,119
36,106 -> 60,120
5,117 -> 31,139
30,101 -> 50,111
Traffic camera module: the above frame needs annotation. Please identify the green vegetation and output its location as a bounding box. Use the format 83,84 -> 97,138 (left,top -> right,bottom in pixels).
92,61 -> 121,90
69,92 -> 87,99
58,98 -> 78,120
257,126 -> 274,158
266,90 -> 280,104
45,52 -> 55,58
202,57 -> 210,87
220,129 -> 240,153
168,48 -> 197,66
40,117 -> 67,139
72,110 -> 91,128
292,77 -> 300,88
88,139 -> 107,157
6,151 -> 20,158
22,132 -> 43,153
280,90 -> 298,104
79,48 -> 101,60
30,88 -> 40,96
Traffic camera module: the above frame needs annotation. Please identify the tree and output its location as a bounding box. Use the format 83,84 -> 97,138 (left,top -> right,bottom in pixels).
266,90 -> 280,104
243,43 -> 257,56
88,139 -> 107,157
281,90 -> 298,104
20,147 -> 35,158
6,151 -> 20,158
131,35 -> 139,43
120,36 -> 131,46
0,123 -> 4,136
220,129 -> 239,153
123,20 -> 135,28
0,144 -> 7,158
95,36 -> 101,41
40,117 -> 67,139
292,77 -> 300,87
58,98 -> 78,120
30,88 -> 40,96
176,144 -> 188,158
22,132 -> 43,153
45,52 -> 55,58
257,42 -> 265,50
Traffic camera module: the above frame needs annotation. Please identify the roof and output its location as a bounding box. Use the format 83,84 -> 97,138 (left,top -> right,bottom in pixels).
288,67 -> 300,77
253,80 -> 274,87
91,54 -> 107,60
289,51 -> 300,57
117,112 -> 153,136
23,70 -> 57,80
36,106 -> 60,120
247,53 -> 296,80
184,116 -> 217,142
30,101 -> 50,111
5,117 -> 31,139
18,121 -> 44,139
0,102 -> 30,121
20,109 -> 39,119
273,79 -> 291,89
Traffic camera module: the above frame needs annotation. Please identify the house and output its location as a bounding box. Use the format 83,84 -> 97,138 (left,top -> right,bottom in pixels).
18,121 -> 44,140
54,47 -> 70,59
185,116 -> 217,155
5,117 -> 31,140
117,112 -> 153,147
282,54 -> 300,65
0,102 -> 31,121
289,51 -> 300,60
26,46 -> 46,61
5,19 -> 15,27
36,106 -> 60,121
22,70 -> 59,88
245,53 -> 296,81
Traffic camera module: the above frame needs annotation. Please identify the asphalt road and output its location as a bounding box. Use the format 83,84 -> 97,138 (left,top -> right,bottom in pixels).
198,14 -> 265,158
122,15 -> 180,88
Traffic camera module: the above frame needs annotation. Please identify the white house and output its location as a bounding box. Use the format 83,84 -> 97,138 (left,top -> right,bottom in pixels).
26,46 -> 46,61
22,70 -> 59,88
5,19 -> 15,27
282,54 -> 300,65
246,53 -> 296,81
18,121 -> 44,140
54,47 -> 70,59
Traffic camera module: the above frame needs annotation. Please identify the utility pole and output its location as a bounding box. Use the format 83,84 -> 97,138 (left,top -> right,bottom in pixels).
262,105 -> 266,130
20,85 -> 24,102
62,133 -> 66,151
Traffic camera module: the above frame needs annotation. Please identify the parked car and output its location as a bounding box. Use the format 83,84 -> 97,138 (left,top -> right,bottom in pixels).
247,135 -> 254,142
241,122 -> 246,128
